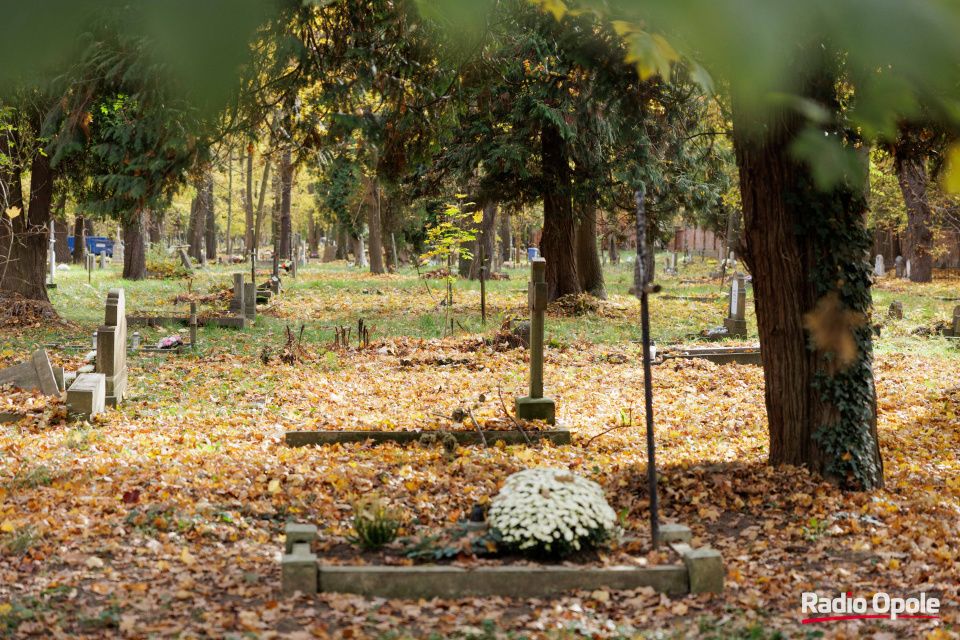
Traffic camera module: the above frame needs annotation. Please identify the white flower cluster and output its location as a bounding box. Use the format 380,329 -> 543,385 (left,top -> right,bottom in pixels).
488,468 -> 617,556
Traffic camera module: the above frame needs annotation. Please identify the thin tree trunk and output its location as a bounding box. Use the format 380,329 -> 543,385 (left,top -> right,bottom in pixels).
734,87 -> 882,489
1,150 -> 54,301
187,189 -> 203,261
540,123 -> 581,301
245,146 -> 255,252
72,214 -> 85,264
278,150 -> 293,259
122,211 -> 147,280
575,204 -> 606,299
204,175 -> 216,261
336,227 -> 349,260
499,209 -> 511,264
54,202 -> 72,264
251,160 -> 272,256
467,201 -> 498,280
894,155 -> 934,283
366,179 -> 385,274
353,234 -> 367,268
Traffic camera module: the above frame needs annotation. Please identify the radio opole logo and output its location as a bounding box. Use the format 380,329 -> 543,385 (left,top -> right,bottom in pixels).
801,591 -> 941,624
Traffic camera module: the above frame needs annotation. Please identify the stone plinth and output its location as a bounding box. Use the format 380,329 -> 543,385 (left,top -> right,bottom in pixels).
67,373 -> 105,420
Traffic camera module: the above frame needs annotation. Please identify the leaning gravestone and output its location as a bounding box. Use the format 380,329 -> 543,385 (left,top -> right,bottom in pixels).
515,258 -> 555,424
722,273 -> 748,338
0,350 -> 59,396
874,255 -> 885,278
179,248 -> 194,270
95,289 -> 127,406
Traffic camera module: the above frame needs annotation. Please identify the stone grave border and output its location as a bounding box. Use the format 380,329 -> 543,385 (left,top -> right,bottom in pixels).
280,523 -> 723,598
660,346 -> 762,366
127,315 -> 247,329
285,426 -> 571,448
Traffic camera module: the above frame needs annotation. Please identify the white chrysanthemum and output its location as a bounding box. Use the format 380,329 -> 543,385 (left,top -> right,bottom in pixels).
488,468 -> 618,557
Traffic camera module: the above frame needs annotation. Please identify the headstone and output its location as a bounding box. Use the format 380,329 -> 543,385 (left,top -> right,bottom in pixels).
244,282 -> 257,320
228,274 -> 245,314
273,253 -> 280,278
874,254 -> 884,278
52,366 -> 65,392
189,302 -> 198,348
270,275 -> 281,295
200,252 -> 207,269
906,259 -> 911,280
888,300 -> 903,320
953,305 -> 960,337
179,248 -> 194,270
322,245 -> 336,263
99,250 -> 107,269
66,373 -> 105,420
514,258 -> 555,424
894,255 -> 904,279
95,288 -> 127,406
0,349 -> 59,396
722,272 -> 748,338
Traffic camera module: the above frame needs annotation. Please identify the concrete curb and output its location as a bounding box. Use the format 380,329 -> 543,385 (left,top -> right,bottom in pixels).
285,427 -> 571,447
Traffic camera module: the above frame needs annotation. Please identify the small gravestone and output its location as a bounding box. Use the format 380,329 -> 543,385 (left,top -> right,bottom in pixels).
99,250 -> 107,269
888,300 -> 903,320
895,256 -> 904,279
0,349 -> 59,396
906,259 -> 911,280
322,245 -> 336,263
515,258 -> 555,424
953,305 -> 960,337
66,373 -> 105,420
95,289 -> 127,406
722,272 -> 748,338
244,282 -> 257,320
200,252 -> 207,269
228,274 -> 245,314
179,248 -> 194,270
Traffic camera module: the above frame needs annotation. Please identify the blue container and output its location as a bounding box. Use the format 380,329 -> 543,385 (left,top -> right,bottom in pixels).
527,246 -> 539,260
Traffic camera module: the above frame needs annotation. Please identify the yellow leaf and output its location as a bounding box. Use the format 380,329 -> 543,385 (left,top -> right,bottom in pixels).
0,520 -> 14,533
611,20 -> 639,36
531,0 -> 567,21
268,479 -> 281,493
181,547 -> 196,566
5,206 -> 21,219
944,144 -> 960,193
0,603 -> 10,615
157,560 -> 170,571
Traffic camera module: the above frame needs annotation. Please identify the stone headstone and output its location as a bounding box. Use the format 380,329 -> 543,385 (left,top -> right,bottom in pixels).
228,274 -> 245,314
99,250 -> 107,269
874,254 -> 884,278
515,258 -> 555,424
894,255 -> 904,279
953,305 -> 960,337
95,288 -> 127,406
888,300 -> 903,320
179,248 -> 194,270
722,273 -> 748,338
200,252 -> 207,269
322,245 -> 336,263
906,259 -> 911,280
0,349 -> 59,396
66,373 -> 105,420
244,282 -> 257,320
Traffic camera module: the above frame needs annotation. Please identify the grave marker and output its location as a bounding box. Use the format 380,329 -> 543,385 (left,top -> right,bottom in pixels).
244,282 -> 257,320
874,254 -> 885,278
0,349 -> 59,396
895,255 -> 904,279
95,289 -> 127,406
888,300 -> 903,320
179,248 -> 194,270
66,373 -> 105,420
514,258 -> 555,424
722,273 -> 748,338
189,302 -> 198,348
99,250 -> 107,269
228,274 -> 245,314
953,305 -> 960,337
906,259 -> 911,280
322,244 -> 336,263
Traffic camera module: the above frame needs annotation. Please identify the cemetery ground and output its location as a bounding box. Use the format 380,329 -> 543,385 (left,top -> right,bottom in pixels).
1,259 -> 959,640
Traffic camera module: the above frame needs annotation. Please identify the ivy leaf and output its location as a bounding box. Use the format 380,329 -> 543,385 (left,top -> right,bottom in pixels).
5,206 -> 21,219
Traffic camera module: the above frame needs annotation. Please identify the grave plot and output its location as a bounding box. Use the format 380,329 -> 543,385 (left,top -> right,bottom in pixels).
127,272 -> 261,330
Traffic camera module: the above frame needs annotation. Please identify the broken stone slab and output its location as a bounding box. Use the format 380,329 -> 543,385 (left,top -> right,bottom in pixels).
179,248 -> 194,270
0,349 -> 59,396
96,289 -> 127,406
67,373 -> 105,420
659,523 -> 692,544
281,542 -> 318,596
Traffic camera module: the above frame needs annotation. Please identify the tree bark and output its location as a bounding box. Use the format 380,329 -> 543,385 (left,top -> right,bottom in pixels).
353,234 -> 367,267
540,123 -> 581,301
336,227 -> 350,260
499,209 -> 511,264
734,96 -> 883,489
894,155 -> 934,283
72,214 -> 85,264
575,204 -> 606,299
54,218 -> 72,265
278,151 -> 293,259
122,210 -> 147,280
366,178 -> 385,274
245,147 -> 255,252
0,150 -> 54,301
187,190 -> 203,261
204,175 -> 216,261
466,201 -> 498,280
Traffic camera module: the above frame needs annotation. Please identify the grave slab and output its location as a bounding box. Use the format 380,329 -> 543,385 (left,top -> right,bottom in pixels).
285,427 -> 571,447
67,373 -> 105,420
0,349 -> 60,396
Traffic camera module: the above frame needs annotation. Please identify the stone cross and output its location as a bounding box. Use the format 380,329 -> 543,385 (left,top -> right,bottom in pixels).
874,254 -> 885,278
514,257 -> 555,424
894,255 -> 904,279
95,288 -> 127,406
722,272 -> 748,338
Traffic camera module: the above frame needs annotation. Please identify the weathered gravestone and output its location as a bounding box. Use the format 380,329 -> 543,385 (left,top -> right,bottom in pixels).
95,289 -> 127,406
722,273 -> 748,338
179,248 -> 194,270
228,274 -> 245,315
0,349 -> 59,396
244,282 -> 257,321
322,244 -> 336,263
906,259 -> 911,280
888,300 -> 903,320
515,258 -> 556,424
874,255 -> 885,278
99,250 -> 107,269
67,373 -> 105,420
895,256 -> 904,279
953,305 -> 960,337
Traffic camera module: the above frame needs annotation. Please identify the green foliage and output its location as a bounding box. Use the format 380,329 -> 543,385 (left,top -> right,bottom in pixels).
348,494 -> 402,550
420,198 -> 479,288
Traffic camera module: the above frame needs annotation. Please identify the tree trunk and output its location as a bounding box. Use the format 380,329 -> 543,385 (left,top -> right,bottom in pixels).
353,234 -> 367,268
539,123 -> 581,301
122,211 -> 147,280
499,209 -> 511,264
467,201 -> 498,280
1,150 -> 54,301
278,151 -> 293,259
54,218 -> 71,264
575,204 -> 606,299
204,175 -> 216,261
72,214 -> 85,264
187,190 -> 203,261
894,155 -> 934,283
366,178 -> 385,274
308,213 -> 319,254
271,171 -> 281,250
245,147 -> 255,252
734,96 -> 883,490
336,227 -> 350,260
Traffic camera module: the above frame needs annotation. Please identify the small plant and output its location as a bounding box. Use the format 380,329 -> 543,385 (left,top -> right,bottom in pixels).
802,517 -> 828,543
420,196 -> 479,335
348,495 -> 402,550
